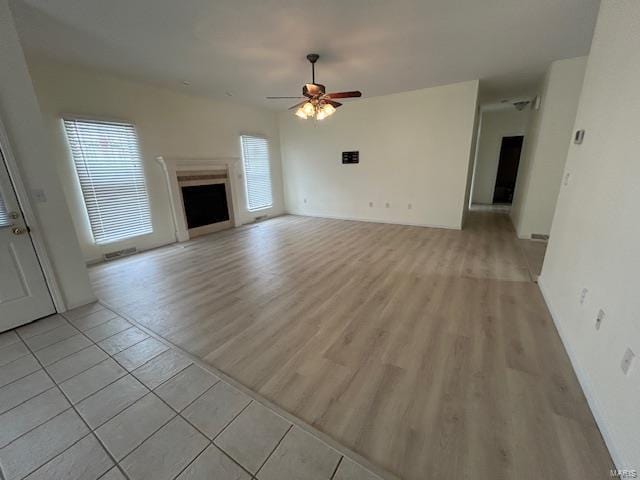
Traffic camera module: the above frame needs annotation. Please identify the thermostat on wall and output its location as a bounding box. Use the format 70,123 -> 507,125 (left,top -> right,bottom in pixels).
342,151 -> 359,164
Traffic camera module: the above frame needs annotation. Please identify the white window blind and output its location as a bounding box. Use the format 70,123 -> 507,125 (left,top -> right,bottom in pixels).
0,190 -> 10,227
241,135 -> 273,211
63,118 -> 153,245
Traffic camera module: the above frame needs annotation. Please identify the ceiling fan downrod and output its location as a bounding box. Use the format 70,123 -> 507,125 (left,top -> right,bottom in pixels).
307,53 -> 319,84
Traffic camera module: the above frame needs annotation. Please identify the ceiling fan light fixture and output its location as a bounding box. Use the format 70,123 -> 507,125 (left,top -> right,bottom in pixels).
321,103 -> 336,116
301,102 -> 316,117
268,54 -> 362,120
316,103 -> 336,121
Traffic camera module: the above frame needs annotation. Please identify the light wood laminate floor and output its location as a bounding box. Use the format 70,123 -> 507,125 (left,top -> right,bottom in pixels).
90,212 -> 612,480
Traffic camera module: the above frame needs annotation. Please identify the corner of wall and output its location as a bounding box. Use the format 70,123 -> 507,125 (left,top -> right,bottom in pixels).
0,0 -> 95,311
537,276 -> 623,470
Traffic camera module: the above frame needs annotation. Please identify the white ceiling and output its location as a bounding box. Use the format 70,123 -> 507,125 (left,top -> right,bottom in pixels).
11,0 -> 600,109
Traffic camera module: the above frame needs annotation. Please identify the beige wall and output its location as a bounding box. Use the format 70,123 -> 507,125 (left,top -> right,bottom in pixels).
279,81 -> 479,229
471,107 -> 530,204
510,56 -> 587,238
540,0 -> 639,469
27,59 -> 285,263
0,1 -> 94,309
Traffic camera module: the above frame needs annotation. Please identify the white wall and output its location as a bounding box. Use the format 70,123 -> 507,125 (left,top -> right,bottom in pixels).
27,59 -> 285,263
471,107 -> 530,204
0,1 -> 94,309
510,56 -> 587,238
540,0 -> 639,469
279,81 -> 479,229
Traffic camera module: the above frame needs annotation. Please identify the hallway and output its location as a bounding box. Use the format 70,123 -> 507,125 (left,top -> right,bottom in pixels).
88,212 -> 612,480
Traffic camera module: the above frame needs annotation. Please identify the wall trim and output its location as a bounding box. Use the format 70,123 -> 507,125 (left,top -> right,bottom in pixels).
286,209 -> 461,230
538,275 -> 623,470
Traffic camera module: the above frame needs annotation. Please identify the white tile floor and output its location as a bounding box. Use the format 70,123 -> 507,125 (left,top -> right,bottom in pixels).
0,304 -> 389,480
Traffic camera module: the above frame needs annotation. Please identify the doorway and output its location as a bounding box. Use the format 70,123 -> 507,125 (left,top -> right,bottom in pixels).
0,141 -> 55,332
493,135 -> 524,204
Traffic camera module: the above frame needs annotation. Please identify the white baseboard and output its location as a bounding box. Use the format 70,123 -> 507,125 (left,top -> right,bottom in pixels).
285,210 -> 461,230
538,275 -> 623,470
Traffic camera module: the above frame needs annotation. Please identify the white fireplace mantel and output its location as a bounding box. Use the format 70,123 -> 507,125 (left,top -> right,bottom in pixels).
156,156 -> 242,242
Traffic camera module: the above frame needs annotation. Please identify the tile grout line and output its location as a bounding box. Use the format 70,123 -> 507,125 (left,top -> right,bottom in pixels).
23,326 -> 82,353
0,350 -> 31,370
146,362 -> 199,393
59,304 -> 107,322
254,423 -> 294,478
128,354 -> 192,392
108,338 -> 169,372
115,406 -> 179,466
14,329 -> 131,480
169,379 -> 221,413
11,317 -> 69,341
0,360 -> 44,393
61,308 -> 116,325
0,406 -> 73,451
330,455 -> 344,480
57,359 -> 131,406
84,322 -> 139,344
142,385 -> 256,479
0,384 -> 58,419
211,399 -> 253,443
82,381 -> 153,432
98,332 -> 152,358
44,344 -> 107,378
162,441 -> 209,480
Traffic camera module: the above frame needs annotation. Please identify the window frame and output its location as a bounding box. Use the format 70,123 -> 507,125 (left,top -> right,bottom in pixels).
240,134 -> 274,212
62,116 -> 153,246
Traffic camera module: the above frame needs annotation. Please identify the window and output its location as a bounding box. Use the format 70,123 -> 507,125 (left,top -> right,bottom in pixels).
240,135 -> 273,211
0,189 -> 10,227
63,118 -> 152,245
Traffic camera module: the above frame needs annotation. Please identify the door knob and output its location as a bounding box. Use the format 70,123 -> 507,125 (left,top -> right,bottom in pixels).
12,226 -> 28,235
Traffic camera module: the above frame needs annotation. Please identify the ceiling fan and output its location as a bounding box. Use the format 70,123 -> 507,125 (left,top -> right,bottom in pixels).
267,53 -> 362,120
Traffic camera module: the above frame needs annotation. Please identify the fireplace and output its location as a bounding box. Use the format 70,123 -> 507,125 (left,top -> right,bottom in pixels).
177,170 -> 232,237
156,157 -> 241,241
182,184 -> 229,228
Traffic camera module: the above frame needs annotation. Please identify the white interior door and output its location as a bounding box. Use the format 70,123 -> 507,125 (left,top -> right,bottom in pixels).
0,147 -> 55,331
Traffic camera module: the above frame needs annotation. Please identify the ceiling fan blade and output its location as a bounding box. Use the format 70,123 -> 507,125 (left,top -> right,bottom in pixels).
303,83 -> 326,97
325,91 -> 362,99
288,100 -> 309,110
324,99 -> 342,108
266,96 -> 304,99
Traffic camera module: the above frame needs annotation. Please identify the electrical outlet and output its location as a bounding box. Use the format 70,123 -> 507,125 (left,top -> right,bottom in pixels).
621,348 -> 635,375
408,203 -> 412,210
303,198 -> 307,204
564,173 -> 571,186
595,309 -> 605,330
580,288 -> 588,305
385,202 -> 390,208
369,201 -> 373,207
